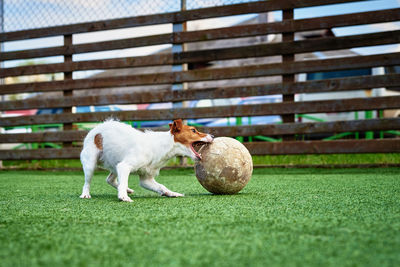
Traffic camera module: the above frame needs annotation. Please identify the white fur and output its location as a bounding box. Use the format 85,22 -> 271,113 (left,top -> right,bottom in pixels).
79,120 -> 212,202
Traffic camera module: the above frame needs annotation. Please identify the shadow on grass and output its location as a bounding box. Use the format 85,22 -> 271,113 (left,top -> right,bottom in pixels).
185,192 -> 252,197
89,193 -> 116,200
85,192 -> 252,201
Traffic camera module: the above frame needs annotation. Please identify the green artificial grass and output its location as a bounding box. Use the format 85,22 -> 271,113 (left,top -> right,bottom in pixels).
0,168 -> 399,267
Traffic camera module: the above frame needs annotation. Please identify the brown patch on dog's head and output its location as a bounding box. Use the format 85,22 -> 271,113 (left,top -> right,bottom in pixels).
94,133 -> 103,150
169,119 -> 213,160
169,119 -> 208,144
169,119 -> 183,135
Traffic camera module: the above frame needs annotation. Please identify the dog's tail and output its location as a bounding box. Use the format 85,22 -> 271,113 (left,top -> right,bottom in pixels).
81,129 -> 103,175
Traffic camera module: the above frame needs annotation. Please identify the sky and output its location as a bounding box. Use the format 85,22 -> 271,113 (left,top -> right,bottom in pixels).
1,0 -> 400,77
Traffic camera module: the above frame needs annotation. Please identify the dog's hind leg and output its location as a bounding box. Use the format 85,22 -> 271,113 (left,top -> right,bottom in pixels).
106,172 -> 117,189
139,174 -> 184,197
106,172 -> 134,194
79,144 -> 99,199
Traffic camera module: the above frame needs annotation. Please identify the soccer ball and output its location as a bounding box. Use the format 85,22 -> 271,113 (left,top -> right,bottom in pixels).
194,137 -> 253,194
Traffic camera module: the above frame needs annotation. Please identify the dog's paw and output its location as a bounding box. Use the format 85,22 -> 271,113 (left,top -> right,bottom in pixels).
161,191 -> 184,197
127,188 -> 134,194
80,193 -> 91,199
118,195 -> 133,202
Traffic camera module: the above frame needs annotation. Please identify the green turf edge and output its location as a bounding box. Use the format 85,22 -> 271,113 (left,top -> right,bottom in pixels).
2,153 -> 400,169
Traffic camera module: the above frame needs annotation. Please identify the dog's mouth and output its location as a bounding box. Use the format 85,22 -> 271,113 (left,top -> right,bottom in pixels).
190,141 -> 208,160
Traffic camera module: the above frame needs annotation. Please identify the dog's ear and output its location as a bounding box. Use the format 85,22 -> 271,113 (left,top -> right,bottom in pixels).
170,119 -> 183,134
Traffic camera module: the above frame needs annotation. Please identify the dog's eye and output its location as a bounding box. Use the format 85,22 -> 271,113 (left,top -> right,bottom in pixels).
191,129 -> 196,133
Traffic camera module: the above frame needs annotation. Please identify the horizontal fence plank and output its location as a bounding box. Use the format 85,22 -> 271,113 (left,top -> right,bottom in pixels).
1,96 -> 399,127
0,54 -> 172,79
1,118 -> 399,144
173,30 -> 400,66
0,130 -> 87,143
0,34 -> 171,62
245,139 -> 400,155
2,7 -> 399,65
0,148 -> 82,160
201,118 -> 400,137
2,52 -> 399,95
0,0 -> 362,42
2,27 -> 399,63
1,138 -> 398,160
2,73 -> 400,111
175,8 -> 400,43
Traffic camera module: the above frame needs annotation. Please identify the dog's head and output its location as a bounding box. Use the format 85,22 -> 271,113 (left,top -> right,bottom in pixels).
170,119 -> 213,160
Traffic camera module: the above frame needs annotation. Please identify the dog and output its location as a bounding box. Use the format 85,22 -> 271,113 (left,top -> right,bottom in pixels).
79,119 -> 214,202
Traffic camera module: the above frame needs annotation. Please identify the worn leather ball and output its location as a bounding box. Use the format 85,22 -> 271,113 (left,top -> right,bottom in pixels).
194,137 -> 253,194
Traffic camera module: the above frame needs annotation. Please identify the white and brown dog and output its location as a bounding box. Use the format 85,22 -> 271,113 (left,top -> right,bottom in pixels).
79,119 -> 213,202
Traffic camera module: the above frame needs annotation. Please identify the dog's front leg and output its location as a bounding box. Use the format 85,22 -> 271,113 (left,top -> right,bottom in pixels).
139,174 -> 184,197
116,162 -> 133,202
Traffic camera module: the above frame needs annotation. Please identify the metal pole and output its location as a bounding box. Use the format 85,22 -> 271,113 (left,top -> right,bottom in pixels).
0,0 -> 4,168
0,0 -> 4,84
172,0 -> 188,166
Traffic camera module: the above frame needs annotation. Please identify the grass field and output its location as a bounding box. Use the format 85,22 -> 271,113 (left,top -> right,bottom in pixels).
0,168 -> 399,267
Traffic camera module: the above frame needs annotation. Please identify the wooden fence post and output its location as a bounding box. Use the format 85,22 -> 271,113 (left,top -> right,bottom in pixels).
281,9 -> 295,141
63,34 -> 73,147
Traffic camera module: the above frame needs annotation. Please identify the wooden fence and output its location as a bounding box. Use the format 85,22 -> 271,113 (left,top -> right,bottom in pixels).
0,0 -> 400,160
